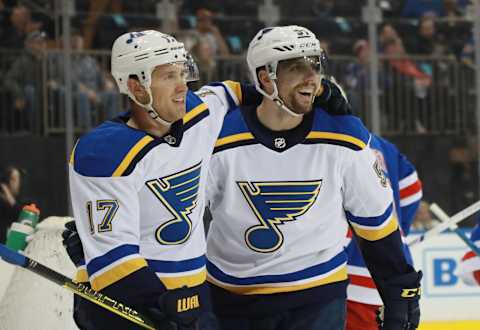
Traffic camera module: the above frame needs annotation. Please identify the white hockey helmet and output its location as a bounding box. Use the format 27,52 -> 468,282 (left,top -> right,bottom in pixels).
247,25 -> 326,117
111,30 -> 199,126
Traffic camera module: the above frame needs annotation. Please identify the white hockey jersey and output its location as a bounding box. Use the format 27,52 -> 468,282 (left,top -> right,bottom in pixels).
206,105 -> 399,301
69,82 -> 242,292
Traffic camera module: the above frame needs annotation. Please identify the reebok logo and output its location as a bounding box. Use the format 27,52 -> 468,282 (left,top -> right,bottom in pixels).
177,295 -> 200,312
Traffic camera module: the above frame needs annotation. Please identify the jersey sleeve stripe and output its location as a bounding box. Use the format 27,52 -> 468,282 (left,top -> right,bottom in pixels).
399,171 -> 418,189
90,257 -> 148,291
223,80 -> 243,104
305,131 -> 366,150
183,103 -> 209,125
87,244 -> 141,275
399,180 -> 422,199
350,214 -> 398,241
74,266 -> 88,283
345,204 -> 394,227
111,136 -> 154,176
160,268 -> 207,289
349,274 -> 377,289
399,191 -> 423,207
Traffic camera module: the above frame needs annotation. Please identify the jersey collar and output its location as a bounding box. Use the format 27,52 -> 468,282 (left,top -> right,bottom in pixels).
240,106 -> 314,152
114,112 -> 184,147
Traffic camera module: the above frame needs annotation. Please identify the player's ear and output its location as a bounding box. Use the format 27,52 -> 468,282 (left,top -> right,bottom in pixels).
258,68 -> 274,94
127,76 -> 148,101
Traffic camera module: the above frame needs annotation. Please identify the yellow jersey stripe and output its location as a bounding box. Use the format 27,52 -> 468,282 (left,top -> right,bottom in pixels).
207,265 -> 347,295
69,140 -> 79,165
111,136 -> 154,177
351,215 -> 399,241
183,103 -> 208,125
160,269 -> 207,290
306,131 -> 367,150
419,321 -> 480,330
91,258 -> 148,291
223,80 -> 243,104
215,133 -> 255,148
74,268 -> 89,283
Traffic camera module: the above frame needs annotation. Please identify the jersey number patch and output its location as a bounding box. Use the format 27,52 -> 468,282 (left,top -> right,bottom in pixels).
86,200 -> 119,234
237,180 -> 322,253
146,162 -> 202,245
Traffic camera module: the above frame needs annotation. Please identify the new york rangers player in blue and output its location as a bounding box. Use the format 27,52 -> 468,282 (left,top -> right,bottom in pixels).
345,135 -> 422,330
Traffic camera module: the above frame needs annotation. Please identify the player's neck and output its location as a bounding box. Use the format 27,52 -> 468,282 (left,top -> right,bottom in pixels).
256,99 -> 303,131
127,103 -> 171,138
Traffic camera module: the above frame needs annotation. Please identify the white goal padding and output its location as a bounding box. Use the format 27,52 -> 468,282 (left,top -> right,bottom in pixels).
0,217 -> 79,330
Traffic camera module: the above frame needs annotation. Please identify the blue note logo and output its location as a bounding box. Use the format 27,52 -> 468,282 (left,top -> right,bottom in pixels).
146,162 -> 201,245
238,180 -> 322,253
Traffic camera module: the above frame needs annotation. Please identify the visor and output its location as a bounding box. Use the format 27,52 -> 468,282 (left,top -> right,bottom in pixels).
278,53 -> 327,76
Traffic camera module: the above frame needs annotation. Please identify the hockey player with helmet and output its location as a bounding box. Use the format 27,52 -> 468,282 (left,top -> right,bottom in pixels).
66,30 -> 253,329
457,218 -> 480,286
63,29 -> 350,329
205,25 -> 422,330
345,135 -> 423,330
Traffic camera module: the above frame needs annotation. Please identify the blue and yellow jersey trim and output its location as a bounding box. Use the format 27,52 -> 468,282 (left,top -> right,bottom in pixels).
303,109 -> 370,151
147,255 -> 207,289
206,80 -> 243,109
183,90 -> 210,130
213,107 -> 257,154
206,251 -> 347,295
346,203 -> 399,241
84,244 -> 147,291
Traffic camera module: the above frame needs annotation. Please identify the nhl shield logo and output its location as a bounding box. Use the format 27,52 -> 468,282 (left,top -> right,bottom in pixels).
274,137 -> 286,149
164,135 -> 177,145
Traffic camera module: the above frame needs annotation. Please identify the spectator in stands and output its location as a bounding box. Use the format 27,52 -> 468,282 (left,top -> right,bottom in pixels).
0,4 -> 41,49
344,39 -> 370,116
195,8 -> 230,57
71,31 -> 120,127
410,15 -> 449,56
0,165 -> 23,242
190,34 -> 216,87
4,30 -> 47,131
379,23 -> 401,49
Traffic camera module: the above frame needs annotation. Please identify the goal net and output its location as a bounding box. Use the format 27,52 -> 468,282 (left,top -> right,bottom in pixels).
0,217 -> 79,330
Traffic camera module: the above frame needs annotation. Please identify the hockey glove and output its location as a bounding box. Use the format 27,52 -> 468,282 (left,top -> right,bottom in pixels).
314,78 -> 352,115
377,270 -> 422,330
148,286 -> 202,330
62,220 -> 85,267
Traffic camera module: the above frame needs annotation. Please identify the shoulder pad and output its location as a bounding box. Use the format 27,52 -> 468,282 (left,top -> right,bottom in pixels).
72,121 -> 160,177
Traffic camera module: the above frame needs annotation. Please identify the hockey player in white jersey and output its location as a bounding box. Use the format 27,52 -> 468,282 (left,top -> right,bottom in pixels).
65,30 -> 256,329
205,26 -> 422,330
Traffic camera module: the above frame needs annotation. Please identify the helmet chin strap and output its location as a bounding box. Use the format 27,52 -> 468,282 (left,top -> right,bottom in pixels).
129,88 -> 173,128
255,81 -> 303,118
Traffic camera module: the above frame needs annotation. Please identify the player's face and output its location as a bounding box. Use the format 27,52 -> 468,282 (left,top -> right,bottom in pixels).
276,56 -> 322,115
150,63 -> 189,123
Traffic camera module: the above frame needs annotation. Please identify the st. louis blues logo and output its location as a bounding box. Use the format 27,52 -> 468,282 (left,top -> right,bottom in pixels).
146,162 -> 202,245
237,180 -> 322,253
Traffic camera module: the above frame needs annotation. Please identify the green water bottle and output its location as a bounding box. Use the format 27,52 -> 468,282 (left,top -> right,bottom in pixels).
6,204 -> 40,251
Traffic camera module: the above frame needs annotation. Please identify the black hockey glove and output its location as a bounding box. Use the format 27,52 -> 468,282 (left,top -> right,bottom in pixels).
377,270 -> 422,330
62,220 -> 85,267
314,78 -> 352,115
147,286 -> 202,330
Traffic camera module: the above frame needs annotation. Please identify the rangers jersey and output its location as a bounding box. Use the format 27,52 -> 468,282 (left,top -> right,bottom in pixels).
69,81 -> 243,295
345,135 -> 422,305
458,219 -> 480,286
205,105 -> 402,316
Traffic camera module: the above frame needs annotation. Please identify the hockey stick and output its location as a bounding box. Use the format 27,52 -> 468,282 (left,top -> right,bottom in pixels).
407,200 -> 480,246
429,203 -> 480,257
0,243 -> 156,330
